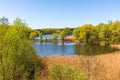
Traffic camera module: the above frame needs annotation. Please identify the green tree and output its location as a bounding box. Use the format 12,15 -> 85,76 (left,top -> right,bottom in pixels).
29,31 -> 39,40
73,27 -> 80,39
60,30 -> 66,41
0,26 -> 39,80
0,17 -> 9,25
51,33 -> 58,40
97,23 -> 111,46
110,21 -> 120,44
60,27 -> 71,41
38,31 -> 43,41
63,27 -> 71,35
73,24 -> 96,44
111,30 -> 120,44
110,20 -> 120,30
13,17 -> 28,26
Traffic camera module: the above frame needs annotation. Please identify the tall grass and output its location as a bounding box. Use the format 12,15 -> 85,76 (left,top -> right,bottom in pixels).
39,53 -> 120,80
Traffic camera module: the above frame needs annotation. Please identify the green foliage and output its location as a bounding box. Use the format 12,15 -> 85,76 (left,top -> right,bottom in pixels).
39,27 -> 73,35
0,17 -> 9,25
73,21 -> 120,45
29,31 -> 38,40
73,24 -> 97,44
39,31 -> 43,40
13,17 -> 28,26
111,30 -> 120,44
41,28 -> 61,34
51,33 -> 58,40
0,25 -> 39,80
110,21 -> 120,44
0,24 -> 9,39
63,27 -> 71,35
97,23 -> 111,45
13,26 -> 32,40
29,30 -> 40,40
60,27 -> 71,40
60,30 -> 66,40
48,64 -> 87,80
73,27 -> 80,39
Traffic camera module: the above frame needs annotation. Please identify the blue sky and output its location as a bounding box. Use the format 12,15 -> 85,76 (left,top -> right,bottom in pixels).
0,0 -> 120,29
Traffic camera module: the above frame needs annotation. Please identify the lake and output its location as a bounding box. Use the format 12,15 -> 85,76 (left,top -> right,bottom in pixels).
35,34 -> 71,40
33,42 -> 119,56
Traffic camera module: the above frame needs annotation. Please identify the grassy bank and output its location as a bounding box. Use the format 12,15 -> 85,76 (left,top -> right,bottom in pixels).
38,51 -> 120,80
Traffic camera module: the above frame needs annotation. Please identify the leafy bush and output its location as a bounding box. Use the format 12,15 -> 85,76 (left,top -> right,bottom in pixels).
48,64 -> 87,80
0,25 -> 39,80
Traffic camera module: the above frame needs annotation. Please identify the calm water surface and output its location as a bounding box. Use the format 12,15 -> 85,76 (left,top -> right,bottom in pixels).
33,42 -> 119,56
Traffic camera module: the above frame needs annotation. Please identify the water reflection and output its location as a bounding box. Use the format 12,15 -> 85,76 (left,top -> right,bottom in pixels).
74,44 -> 117,55
33,42 -> 119,56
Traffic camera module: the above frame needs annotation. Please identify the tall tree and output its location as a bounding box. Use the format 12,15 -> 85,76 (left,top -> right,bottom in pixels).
110,21 -> 120,44
60,27 -> 71,41
51,33 -> 58,40
73,24 -> 96,44
98,23 -> 111,46
0,16 -> 9,25
13,17 -> 28,26
0,26 -> 39,80
29,31 -> 39,40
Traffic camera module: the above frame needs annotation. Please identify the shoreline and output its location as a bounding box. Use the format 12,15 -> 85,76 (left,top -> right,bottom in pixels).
38,44 -> 120,79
